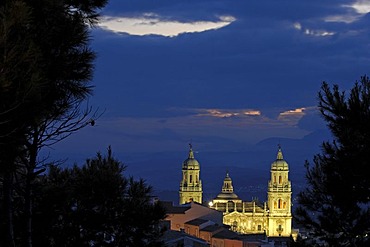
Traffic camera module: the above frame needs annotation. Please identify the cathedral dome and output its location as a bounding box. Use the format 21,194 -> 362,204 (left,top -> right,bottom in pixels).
215,172 -> 240,200
215,191 -> 240,200
182,158 -> 200,169
271,146 -> 289,171
182,145 -> 200,170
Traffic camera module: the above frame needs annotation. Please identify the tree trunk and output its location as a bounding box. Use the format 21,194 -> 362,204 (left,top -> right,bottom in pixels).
24,167 -> 33,247
2,170 -> 15,247
24,130 -> 39,247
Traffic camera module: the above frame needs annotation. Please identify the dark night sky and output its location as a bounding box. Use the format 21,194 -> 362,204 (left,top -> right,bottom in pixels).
46,0 -> 370,196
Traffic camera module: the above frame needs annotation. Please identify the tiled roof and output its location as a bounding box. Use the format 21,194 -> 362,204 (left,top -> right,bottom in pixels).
212,229 -> 240,239
160,201 -> 191,214
184,218 -> 209,226
239,233 -> 267,241
201,224 -> 224,232
161,230 -> 208,246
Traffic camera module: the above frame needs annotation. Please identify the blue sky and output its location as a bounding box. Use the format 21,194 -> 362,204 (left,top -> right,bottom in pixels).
51,0 -> 370,162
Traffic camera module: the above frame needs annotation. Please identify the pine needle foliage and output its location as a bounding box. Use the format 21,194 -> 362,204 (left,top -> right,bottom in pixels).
295,76 -> 370,247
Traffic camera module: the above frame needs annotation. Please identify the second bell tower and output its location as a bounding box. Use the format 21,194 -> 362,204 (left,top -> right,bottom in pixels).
267,145 -> 292,237
179,144 -> 203,205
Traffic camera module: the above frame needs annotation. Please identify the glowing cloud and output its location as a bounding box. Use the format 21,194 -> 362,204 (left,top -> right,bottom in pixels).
202,109 -> 240,118
305,29 -> 335,36
279,108 -> 305,116
98,14 -> 236,37
325,0 -> 370,23
278,108 -> 306,126
293,22 -> 334,36
243,110 -> 261,116
324,14 -> 358,23
293,22 -> 302,30
195,109 -> 261,118
349,0 -> 370,14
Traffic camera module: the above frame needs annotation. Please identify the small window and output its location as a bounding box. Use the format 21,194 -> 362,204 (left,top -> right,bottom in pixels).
258,225 -> 262,231
190,175 -> 192,183
277,224 -> 283,236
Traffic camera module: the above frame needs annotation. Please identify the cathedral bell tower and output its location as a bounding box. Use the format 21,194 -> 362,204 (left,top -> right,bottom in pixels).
267,145 -> 292,237
179,144 -> 203,205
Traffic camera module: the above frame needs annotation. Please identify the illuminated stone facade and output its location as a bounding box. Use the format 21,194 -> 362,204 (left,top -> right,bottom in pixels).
267,146 -> 292,237
209,146 -> 292,237
179,144 -> 203,205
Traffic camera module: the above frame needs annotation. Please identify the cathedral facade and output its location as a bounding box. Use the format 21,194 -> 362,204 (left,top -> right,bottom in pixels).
179,145 -> 292,237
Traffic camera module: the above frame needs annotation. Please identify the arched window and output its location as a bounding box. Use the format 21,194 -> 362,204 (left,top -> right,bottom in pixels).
279,176 -> 282,184
277,225 -> 283,236
190,175 -> 192,183
278,199 -> 282,209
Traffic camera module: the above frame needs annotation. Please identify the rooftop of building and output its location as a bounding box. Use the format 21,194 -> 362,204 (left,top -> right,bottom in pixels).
184,218 -> 209,226
201,224 -> 225,233
161,229 -> 208,246
213,229 -> 241,240
160,201 -> 191,214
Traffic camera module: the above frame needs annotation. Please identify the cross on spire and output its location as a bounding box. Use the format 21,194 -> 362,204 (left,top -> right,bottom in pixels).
277,144 -> 284,160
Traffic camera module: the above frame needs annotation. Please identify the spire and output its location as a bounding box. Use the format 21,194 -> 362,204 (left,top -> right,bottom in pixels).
188,143 -> 194,159
222,171 -> 233,193
277,144 -> 284,160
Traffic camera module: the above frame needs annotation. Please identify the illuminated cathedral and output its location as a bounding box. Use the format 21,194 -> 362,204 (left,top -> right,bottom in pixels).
179,144 -> 292,237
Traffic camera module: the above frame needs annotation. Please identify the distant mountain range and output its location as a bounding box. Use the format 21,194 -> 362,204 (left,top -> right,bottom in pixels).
46,128 -> 332,204
122,128 -> 332,204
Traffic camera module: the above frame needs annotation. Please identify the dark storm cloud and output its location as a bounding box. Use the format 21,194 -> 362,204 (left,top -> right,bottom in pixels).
66,0 -> 370,155
103,0 -> 349,21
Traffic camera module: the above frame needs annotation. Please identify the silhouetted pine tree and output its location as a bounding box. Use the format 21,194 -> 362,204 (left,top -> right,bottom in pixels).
0,0 -> 107,246
295,76 -> 370,247
31,147 -> 167,247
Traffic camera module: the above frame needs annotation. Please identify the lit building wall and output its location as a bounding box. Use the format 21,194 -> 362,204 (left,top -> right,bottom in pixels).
208,147 -> 293,237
